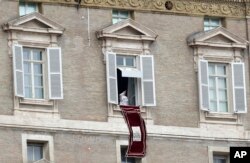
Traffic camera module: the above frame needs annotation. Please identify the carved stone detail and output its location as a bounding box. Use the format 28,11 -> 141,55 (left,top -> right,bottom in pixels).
23,0 -> 249,18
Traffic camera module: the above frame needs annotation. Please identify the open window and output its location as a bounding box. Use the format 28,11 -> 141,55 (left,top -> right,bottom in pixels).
106,52 -> 155,107
188,27 -> 248,123
97,19 -> 157,122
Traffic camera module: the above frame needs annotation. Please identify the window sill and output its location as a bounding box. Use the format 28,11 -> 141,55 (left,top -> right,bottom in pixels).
205,112 -> 237,120
20,98 -> 54,106
113,105 -> 146,113
202,111 -> 240,124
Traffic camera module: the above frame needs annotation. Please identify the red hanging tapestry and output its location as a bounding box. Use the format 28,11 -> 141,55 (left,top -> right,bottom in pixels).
120,105 -> 146,157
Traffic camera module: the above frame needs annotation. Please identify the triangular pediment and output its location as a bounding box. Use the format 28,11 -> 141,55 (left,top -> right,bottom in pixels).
97,19 -> 157,41
3,12 -> 64,34
114,26 -> 144,35
20,19 -> 51,28
187,27 -> 248,48
206,34 -> 234,43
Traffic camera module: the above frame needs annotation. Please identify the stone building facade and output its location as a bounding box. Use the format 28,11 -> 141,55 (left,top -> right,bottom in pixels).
0,0 -> 250,162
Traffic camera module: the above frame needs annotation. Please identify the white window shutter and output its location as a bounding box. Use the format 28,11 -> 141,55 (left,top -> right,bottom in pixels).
232,63 -> 247,113
13,45 -> 24,97
198,59 -> 209,111
140,55 -> 156,106
47,47 -> 63,99
106,52 -> 118,104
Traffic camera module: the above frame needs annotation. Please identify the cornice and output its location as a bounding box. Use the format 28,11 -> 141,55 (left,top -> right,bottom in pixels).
20,0 -> 250,18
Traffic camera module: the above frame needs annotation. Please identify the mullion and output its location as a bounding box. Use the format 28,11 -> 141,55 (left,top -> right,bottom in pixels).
215,65 -> 219,112
31,50 -> 35,99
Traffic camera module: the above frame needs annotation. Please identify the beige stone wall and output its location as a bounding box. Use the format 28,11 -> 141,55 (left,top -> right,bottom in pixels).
0,0 -> 18,116
0,1 -> 250,127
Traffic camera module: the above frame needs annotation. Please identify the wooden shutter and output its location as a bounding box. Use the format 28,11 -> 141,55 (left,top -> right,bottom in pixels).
106,52 -> 118,104
198,59 -> 209,111
140,55 -> 156,106
232,63 -> 247,113
47,47 -> 63,99
13,45 -> 24,97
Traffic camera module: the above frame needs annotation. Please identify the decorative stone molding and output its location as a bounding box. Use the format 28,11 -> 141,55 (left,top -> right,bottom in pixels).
187,26 -> 248,70
3,12 -> 65,117
97,19 -> 157,124
22,0 -> 250,18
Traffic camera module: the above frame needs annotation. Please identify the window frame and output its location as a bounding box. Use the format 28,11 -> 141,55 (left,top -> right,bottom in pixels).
27,142 -> 44,162
204,17 -> 222,31
112,10 -> 131,24
23,47 -> 46,100
117,54 -> 140,106
116,140 -> 145,163
213,155 -> 229,163
19,2 -> 39,16
208,63 -> 230,113
208,146 -> 229,163
22,134 -> 54,163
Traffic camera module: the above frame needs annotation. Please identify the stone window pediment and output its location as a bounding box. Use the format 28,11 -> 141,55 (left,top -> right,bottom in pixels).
187,27 -> 248,49
97,18 -> 157,41
3,12 -> 64,34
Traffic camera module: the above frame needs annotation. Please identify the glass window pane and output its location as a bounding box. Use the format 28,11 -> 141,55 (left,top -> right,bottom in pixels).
112,18 -> 118,24
33,50 -> 42,61
217,65 -> 226,75
24,62 -> 31,73
204,18 -> 209,26
112,10 -> 118,16
209,89 -> 216,100
219,102 -> 228,112
117,56 -> 124,66
35,88 -> 44,99
26,3 -> 37,14
125,57 -> 134,67
19,2 -> 26,16
24,75 -> 32,86
34,75 -> 43,87
34,64 -> 43,74
25,87 -> 32,98
208,64 -> 215,75
218,78 -> 227,89
204,27 -> 210,31
34,146 -> 43,161
27,146 -> 33,161
23,49 -> 31,60
119,11 -> 129,18
219,90 -> 227,101
209,101 -> 217,111
34,76 -> 43,87
209,77 -> 216,88
211,19 -> 220,26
